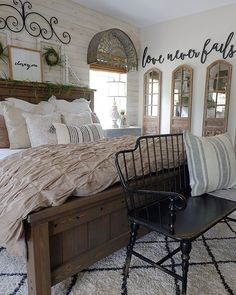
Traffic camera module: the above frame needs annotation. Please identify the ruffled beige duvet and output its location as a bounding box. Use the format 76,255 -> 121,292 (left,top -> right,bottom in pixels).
0,135 -> 184,257
0,136 -> 137,257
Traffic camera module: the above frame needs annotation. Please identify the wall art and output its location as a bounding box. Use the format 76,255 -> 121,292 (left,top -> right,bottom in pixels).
142,31 -> 236,67
8,46 -> 42,82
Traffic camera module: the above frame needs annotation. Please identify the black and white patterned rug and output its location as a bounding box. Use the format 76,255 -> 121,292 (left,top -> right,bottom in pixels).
0,219 -> 236,295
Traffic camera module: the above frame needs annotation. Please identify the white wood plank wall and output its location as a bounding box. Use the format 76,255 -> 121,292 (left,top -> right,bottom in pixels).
0,0 -> 140,125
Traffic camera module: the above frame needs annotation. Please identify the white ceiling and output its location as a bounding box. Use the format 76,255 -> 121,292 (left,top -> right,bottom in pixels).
72,0 -> 236,27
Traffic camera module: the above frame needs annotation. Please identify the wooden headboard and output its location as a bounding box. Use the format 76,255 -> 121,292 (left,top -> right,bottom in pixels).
0,80 -> 95,111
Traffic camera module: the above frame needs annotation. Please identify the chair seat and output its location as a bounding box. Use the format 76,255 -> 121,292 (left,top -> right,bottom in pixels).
130,194 -> 236,241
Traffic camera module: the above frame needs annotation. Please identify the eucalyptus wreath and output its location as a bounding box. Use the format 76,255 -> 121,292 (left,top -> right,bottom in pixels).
43,47 -> 62,67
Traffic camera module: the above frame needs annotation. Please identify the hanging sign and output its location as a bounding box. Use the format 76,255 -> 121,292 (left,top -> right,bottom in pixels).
142,31 -> 236,67
8,46 -> 43,82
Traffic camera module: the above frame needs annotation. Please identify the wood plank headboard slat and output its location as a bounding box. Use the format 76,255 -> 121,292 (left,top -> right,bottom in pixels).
0,80 -> 95,111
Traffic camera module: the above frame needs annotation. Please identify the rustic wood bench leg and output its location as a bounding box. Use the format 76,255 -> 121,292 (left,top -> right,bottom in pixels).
26,222 -> 52,295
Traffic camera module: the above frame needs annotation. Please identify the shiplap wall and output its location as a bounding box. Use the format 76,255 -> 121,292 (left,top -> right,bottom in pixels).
0,0 -> 140,125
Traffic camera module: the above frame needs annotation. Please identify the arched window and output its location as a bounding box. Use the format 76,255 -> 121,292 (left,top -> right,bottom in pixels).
87,29 -> 138,128
170,65 -> 193,133
143,68 -> 162,135
203,60 -> 232,136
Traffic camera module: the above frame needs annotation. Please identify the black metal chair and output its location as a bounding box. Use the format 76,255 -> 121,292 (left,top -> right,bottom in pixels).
115,133 -> 236,295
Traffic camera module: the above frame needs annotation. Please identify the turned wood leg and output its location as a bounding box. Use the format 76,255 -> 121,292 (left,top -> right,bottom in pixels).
180,240 -> 192,295
26,222 -> 51,295
122,221 -> 139,295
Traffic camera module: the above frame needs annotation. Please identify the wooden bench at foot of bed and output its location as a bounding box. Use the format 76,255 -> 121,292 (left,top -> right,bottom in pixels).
25,184 -> 146,295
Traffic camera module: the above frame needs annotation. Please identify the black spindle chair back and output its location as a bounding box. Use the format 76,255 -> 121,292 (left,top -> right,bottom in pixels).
115,133 -> 190,214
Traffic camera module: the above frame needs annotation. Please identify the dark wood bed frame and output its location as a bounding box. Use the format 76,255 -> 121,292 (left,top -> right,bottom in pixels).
0,80 -> 135,295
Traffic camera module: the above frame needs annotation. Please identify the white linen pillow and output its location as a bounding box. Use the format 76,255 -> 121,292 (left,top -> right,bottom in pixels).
23,113 -> 61,147
48,96 -> 92,114
6,97 -> 56,114
53,123 -> 104,144
0,114 -> 10,148
0,100 -> 14,115
183,131 -> 236,196
47,96 -> 101,123
62,111 -> 93,126
2,103 -> 31,149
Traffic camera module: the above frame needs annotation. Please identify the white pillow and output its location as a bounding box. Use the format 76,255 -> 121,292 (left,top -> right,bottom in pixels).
6,97 -> 56,114
0,100 -> 14,115
23,113 -> 61,147
48,96 -> 92,114
2,103 -> 31,149
62,112 -> 93,126
183,132 -> 236,196
53,123 -> 104,144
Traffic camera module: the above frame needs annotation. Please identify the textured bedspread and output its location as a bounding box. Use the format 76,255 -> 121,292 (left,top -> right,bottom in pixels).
0,135 -> 184,257
0,136 -> 137,257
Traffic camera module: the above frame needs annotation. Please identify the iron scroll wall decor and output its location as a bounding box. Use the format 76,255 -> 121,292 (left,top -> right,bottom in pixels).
0,0 -> 71,44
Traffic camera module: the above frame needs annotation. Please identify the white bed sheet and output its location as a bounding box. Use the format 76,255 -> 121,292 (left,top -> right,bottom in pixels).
0,149 -> 26,160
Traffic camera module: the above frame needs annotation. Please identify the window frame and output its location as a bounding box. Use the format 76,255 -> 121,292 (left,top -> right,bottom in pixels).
202,60 -> 232,136
142,67 -> 162,135
170,64 -> 193,133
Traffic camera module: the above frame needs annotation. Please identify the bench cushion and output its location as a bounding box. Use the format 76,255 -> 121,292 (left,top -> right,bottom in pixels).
184,132 -> 236,196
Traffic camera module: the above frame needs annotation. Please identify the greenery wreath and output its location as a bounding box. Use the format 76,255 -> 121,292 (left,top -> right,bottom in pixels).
43,47 -> 61,67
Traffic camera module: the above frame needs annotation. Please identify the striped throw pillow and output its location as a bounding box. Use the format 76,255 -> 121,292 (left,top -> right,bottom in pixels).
183,132 -> 236,196
53,123 -> 104,144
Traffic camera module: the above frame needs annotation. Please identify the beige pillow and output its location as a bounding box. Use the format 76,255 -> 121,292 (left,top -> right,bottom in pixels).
6,97 -> 56,114
0,115 -> 10,148
53,123 -> 104,144
48,97 -> 92,113
2,103 -> 31,149
0,100 -> 14,115
23,113 -> 61,147
62,111 -> 93,126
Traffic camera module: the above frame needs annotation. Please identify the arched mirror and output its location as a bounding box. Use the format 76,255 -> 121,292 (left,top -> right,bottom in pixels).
203,60 -> 232,136
142,68 -> 162,135
170,65 -> 193,133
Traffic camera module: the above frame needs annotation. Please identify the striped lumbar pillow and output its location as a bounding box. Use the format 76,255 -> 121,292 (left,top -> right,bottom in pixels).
183,132 -> 236,196
53,123 -> 104,144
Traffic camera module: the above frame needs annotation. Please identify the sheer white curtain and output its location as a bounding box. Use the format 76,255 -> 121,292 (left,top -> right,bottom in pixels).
90,70 -> 127,128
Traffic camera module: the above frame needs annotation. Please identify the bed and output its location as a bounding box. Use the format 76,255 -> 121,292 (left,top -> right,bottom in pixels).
0,80 -> 137,295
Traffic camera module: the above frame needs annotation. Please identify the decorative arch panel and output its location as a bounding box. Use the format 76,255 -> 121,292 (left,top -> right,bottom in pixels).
87,28 -> 138,73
